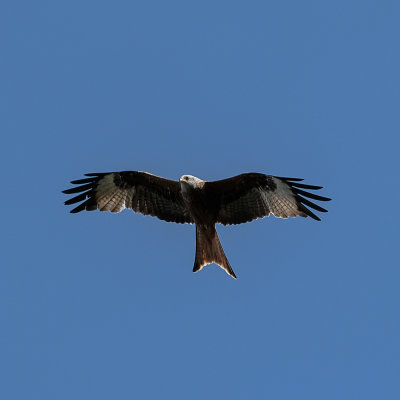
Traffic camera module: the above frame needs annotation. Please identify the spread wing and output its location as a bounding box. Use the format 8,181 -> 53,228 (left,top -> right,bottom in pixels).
205,173 -> 331,225
62,171 -> 193,224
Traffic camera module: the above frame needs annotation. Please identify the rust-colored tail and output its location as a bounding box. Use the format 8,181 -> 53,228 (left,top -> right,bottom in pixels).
193,225 -> 237,279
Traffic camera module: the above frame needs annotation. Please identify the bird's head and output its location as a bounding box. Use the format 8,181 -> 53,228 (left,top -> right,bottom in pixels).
179,175 -> 204,191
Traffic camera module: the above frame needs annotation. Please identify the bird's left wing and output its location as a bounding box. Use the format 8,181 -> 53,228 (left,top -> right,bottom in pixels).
205,173 -> 331,225
63,171 -> 193,224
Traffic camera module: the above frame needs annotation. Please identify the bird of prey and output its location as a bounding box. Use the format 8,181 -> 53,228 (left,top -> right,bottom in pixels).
63,171 -> 331,278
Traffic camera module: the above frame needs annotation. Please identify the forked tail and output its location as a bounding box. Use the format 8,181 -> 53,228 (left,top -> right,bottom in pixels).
193,225 -> 237,279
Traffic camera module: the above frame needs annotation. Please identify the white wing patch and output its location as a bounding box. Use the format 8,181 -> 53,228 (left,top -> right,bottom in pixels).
95,174 -> 135,213
261,177 -> 305,219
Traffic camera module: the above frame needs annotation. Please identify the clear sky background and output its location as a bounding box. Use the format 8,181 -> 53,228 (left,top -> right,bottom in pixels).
1,1 -> 399,399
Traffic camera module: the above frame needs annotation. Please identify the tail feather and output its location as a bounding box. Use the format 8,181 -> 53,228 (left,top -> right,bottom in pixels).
193,225 -> 237,279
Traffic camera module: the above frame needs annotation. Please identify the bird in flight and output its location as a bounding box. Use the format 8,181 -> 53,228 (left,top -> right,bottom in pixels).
63,171 -> 331,279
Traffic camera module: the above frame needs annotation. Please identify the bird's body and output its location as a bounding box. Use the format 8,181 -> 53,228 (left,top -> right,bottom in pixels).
179,175 -> 235,276
180,175 -> 210,225
63,171 -> 331,278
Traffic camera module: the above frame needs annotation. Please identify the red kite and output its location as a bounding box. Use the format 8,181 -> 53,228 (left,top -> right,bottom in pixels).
63,171 -> 331,278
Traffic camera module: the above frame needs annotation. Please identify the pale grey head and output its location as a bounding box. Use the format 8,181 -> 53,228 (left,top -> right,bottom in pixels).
179,175 -> 205,192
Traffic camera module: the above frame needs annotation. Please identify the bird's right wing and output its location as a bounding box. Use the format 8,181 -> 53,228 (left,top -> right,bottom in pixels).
62,171 -> 193,224
205,173 -> 331,225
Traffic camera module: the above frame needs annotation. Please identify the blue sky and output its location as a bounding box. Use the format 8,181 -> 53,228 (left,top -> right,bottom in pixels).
1,1 -> 399,399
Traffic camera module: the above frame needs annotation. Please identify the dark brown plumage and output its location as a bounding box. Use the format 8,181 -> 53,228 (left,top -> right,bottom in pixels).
63,171 -> 331,278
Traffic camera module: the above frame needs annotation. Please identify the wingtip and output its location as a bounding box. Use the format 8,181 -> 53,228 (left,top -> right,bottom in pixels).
277,176 -> 304,182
